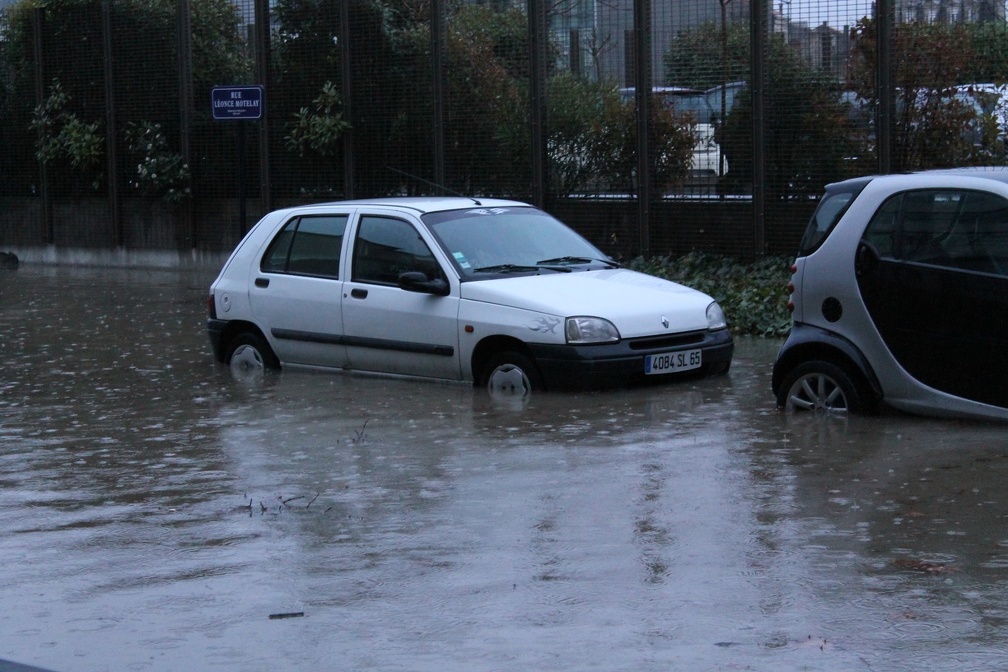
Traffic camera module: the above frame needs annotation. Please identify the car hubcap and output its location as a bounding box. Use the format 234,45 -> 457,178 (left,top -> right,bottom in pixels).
787,373 -> 847,413
487,364 -> 531,398
230,344 -> 265,380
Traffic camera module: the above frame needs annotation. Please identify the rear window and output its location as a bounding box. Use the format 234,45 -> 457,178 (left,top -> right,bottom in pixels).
798,179 -> 870,255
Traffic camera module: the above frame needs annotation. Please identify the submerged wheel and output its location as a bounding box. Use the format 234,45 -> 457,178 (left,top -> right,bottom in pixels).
482,350 -> 542,398
225,331 -> 279,380
778,360 -> 864,414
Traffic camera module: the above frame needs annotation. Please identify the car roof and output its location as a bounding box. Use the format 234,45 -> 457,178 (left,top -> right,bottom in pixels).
272,196 -> 531,217
915,166 -> 1008,184
618,86 -> 707,99
826,166 -> 1008,192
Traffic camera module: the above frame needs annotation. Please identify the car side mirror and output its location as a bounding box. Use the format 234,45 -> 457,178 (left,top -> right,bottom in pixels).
398,271 -> 450,296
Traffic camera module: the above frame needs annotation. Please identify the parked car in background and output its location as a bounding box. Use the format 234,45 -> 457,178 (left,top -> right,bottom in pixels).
773,167 -> 1008,421
704,81 -> 747,123
208,197 -> 734,396
954,83 -> 1008,148
620,87 -> 727,185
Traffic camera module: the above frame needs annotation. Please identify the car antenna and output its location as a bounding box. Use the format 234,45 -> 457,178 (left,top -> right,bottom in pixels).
385,167 -> 481,205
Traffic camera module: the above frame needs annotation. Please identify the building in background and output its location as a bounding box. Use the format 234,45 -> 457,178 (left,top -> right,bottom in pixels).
896,0 -> 1004,23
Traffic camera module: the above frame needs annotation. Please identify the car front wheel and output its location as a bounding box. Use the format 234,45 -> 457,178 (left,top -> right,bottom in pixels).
482,351 -> 542,398
225,331 -> 279,380
778,360 -> 864,414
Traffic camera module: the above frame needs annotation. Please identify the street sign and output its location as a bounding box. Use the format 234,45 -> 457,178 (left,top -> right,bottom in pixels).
212,85 -> 263,121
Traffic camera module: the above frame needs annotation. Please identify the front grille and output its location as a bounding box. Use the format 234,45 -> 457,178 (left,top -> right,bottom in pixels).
627,331 -> 706,351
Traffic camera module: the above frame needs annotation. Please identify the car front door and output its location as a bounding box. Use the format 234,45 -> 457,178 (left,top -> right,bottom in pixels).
341,214 -> 461,380
855,188 -> 1008,408
248,213 -> 349,368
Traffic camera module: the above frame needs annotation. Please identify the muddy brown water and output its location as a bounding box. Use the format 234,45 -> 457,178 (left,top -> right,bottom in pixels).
1,266 -> 1007,671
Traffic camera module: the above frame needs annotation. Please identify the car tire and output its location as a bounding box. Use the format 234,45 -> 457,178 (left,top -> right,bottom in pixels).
225,331 -> 279,379
777,360 -> 865,414
482,350 -> 543,397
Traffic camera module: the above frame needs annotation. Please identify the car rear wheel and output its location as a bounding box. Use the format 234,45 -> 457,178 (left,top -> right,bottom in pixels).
483,351 -> 542,398
778,360 -> 864,414
225,331 -> 279,380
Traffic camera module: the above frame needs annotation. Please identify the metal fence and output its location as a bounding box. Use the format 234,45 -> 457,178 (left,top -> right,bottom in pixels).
1,0 -> 1007,261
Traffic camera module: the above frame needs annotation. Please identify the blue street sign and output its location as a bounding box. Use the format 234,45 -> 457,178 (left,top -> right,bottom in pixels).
212,86 -> 263,120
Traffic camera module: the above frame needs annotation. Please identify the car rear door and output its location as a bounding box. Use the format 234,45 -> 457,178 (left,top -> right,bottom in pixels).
855,188 -> 1008,408
341,212 -> 461,380
248,212 -> 350,368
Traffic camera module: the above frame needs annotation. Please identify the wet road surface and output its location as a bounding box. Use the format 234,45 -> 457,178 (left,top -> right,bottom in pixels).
1,266 -> 1007,671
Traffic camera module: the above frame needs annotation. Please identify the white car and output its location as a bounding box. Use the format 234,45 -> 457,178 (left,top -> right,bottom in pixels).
207,197 -> 734,394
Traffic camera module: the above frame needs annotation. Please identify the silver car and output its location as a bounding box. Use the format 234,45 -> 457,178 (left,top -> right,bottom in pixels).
773,167 -> 1008,420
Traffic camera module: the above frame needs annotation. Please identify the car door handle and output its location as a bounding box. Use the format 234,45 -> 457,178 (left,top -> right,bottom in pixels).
855,241 -> 880,278
351,288 -> 368,299
255,277 -> 270,288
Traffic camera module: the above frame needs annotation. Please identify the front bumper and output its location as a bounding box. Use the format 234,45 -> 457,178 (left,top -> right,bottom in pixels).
528,328 -> 734,390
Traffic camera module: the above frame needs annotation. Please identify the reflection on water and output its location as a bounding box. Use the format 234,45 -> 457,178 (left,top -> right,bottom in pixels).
1,267 -> 1007,671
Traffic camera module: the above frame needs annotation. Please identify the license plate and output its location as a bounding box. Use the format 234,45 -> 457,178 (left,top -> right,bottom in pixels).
644,349 -> 702,375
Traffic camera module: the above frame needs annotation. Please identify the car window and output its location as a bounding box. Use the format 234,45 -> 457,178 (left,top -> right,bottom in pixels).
861,195 -> 900,257
863,189 -> 1008,275
352,216 -> 442,285
798,183 -> 865,255
261,220 -> 296,273
260,214 -> 348,278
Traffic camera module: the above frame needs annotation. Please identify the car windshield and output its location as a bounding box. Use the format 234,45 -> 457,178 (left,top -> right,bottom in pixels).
423,206 -> 612,278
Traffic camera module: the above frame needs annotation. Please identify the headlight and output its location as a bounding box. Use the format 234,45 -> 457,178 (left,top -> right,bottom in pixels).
706,301 -> 728,331
565,316 -> 620,344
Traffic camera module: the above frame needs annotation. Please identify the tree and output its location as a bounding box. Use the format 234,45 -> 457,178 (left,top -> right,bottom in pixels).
848,17 -> 998,171
667,22 -> 859,198
30,79 -> 104,195
546,75 -> 694,197
663,20 -> 749,89
963,21 -> 1008,83
387,4 -> 530,197
270,0 -> 400,196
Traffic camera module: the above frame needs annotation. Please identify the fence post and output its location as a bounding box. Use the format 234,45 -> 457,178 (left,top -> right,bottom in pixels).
176,0 -> 194,247
254,0 -> 271,214
339,0 -> 354,199
102,0 -> 120,247
432,0 -> 446,191
32,7 -> 52,244
528,0 -> 548,208
633,0 -> 651,258
750,0 -> 766,258
876,0 -> 893,174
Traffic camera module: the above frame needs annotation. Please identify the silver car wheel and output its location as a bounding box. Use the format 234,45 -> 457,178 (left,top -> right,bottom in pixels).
786,372 -> 849,413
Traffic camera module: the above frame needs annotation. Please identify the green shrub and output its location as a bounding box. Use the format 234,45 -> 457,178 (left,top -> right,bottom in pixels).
628,252 -> 792,337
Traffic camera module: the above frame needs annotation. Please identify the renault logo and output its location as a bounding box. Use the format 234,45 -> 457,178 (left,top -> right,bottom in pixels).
661,316 -> 669,329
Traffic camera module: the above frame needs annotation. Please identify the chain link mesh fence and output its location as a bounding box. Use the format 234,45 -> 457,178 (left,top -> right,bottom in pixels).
1,0 -> 1006,258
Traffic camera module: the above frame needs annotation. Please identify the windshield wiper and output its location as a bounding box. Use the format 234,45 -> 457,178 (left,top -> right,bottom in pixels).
536,256 -> 621,268
474,264 -> 546,274
473,263 -> 572,274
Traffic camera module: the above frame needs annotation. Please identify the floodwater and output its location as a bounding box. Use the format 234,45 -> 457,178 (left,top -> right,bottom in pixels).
1,266 -> 1008,672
